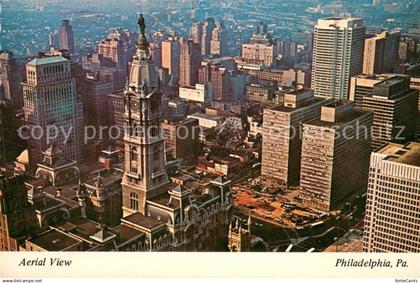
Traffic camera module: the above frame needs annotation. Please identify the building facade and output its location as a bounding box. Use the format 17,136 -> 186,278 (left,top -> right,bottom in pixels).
363,30 -> 400,75
359,76 -> 418,151
311,17 -> 366,99
201,18 -> 216,56
58,19 -> 75,54
161,37 -> 180,82
261,90 -> 333,187
363,143 -> 420,252
179,83 -> 210,104
0,51 -> 27,108
22,55 -> 84,170
300,102 -> 373,211
179,38 -> 201,88
162,118 -> 200,165
210,21 -> 227,56
0,175 -> 37,251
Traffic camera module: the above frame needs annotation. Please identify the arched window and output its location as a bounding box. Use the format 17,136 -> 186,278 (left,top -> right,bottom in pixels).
130,147 -> 138,161
130,192 -> 139,211
130,147 -> 138,172
150,126 -> 159,137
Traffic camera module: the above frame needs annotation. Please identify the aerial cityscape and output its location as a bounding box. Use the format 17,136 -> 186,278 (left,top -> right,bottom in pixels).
0,0 -> 419,253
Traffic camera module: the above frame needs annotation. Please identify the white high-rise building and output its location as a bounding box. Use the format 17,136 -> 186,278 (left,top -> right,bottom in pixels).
311,17 -> 366,100
363,142 -> 420,252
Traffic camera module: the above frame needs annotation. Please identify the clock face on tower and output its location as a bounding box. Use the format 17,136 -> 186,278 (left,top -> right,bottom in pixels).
131,101 -> 138,112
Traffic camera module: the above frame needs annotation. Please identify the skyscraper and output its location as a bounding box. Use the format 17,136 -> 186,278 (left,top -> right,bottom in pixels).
162,118 -> 200,165
261,90 -> 333,187
198,57 -> 236,102
48,31 -> 60,49
179,38 -> 201,88
85,74 -> 114,142
0,83 -> 24,167
210,21 -> 227,56
97,38 -> 125,71
0,51 -> 26,108
363,142 -> 420,252
311,17 -> 366,99
359,75 -> 418,151
190,22 -> 203,46
58,19 -> 75,54
363,30 -> 400,75
349,73 -> 393,107
210,66 -> 231,102
161,36 -> 180,82
300,102 -> 373,211
22,55 -> 84,170
241,31 -> 277,67
201,18 -> 215,56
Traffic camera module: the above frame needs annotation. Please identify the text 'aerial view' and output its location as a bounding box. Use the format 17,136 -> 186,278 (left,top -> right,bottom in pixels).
0,0 -> 419,254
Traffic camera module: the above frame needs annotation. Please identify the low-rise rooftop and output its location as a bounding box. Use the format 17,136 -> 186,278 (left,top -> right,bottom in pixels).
28,229 -> 82,251
379,142 -> 420,167
122,212 -> 164,230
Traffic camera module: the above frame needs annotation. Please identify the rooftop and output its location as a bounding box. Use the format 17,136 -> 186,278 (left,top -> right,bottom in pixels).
379,142 -> 420,167
29,229 -> 82,251
32,196 -> 63,211
188,113 -> 224,121
306,106 -> 371,128
111,224 -> 145,243
122,212 -> 164,230
269,96 -> 327,113
27,56 -> 68,66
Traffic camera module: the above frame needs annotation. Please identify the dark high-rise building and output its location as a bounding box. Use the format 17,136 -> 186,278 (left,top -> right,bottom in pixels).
210,66 -> 231,102
201,18 -> 215,56
0,51 -> 26,108
179,38 -> 201,88
58,19 -> 75,54
0,175 -> 37,251
359,75 -> 418,150
85,74 -> 113,142
162,118 -> 200,165
363,30 -> 400,75
300,102 -> 373,212
107,91 -> 125,148
0,84 -> 24,167
261,90 -> 333,188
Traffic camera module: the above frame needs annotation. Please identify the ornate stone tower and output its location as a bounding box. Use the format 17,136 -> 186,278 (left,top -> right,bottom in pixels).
228,216 -> 252,252
122,16 -> 169,216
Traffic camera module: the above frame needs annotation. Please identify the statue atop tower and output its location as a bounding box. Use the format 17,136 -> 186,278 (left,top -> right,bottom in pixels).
138,14 -> 146,36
